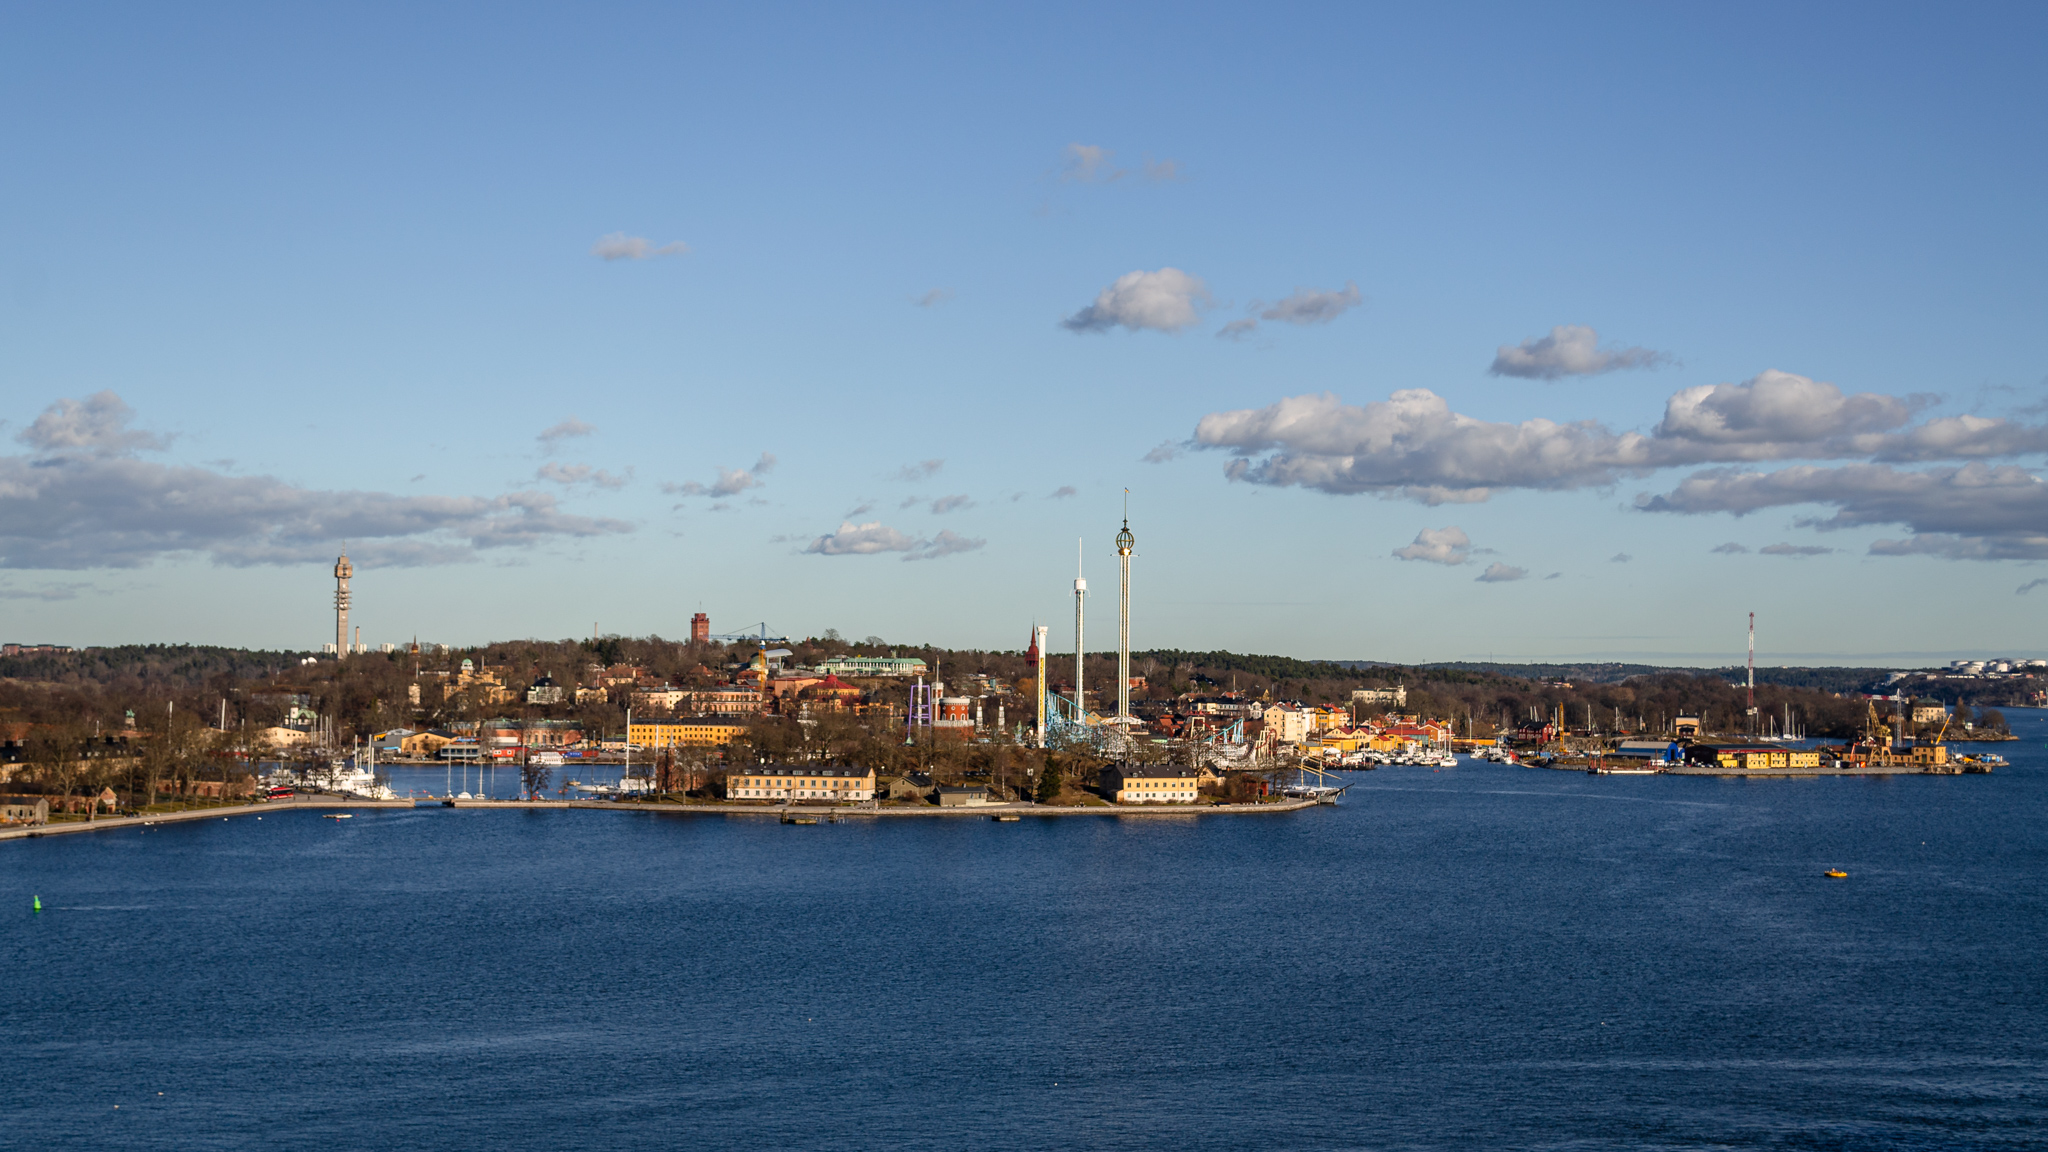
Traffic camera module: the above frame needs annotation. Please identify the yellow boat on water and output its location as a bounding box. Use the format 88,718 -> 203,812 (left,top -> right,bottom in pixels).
1824,869 -> 1847,878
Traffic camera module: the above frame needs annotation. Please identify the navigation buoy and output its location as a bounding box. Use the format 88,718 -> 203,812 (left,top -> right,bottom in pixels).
33,895 -> 42,912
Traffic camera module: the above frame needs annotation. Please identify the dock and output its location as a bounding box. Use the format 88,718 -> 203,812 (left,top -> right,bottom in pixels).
0,794 -> 1322,842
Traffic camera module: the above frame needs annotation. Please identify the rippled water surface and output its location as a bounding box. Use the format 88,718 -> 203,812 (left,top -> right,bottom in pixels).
5,711 -> 2046,1150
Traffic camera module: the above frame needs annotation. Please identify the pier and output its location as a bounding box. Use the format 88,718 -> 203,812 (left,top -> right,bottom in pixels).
0,794 -> 1322,842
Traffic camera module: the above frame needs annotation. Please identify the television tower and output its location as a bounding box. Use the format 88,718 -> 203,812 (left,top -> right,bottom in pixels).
1116,493 -> 1134,726
1073,539 -> 1086,721
333,551 -> 353,660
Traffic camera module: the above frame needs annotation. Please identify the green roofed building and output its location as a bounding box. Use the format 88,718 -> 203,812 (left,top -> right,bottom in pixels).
817,655 -> 929,678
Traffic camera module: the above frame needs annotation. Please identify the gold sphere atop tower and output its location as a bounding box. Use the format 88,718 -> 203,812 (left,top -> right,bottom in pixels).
1116,520 -> 1134,555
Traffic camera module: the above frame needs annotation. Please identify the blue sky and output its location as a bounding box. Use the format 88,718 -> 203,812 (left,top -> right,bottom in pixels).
3,2 -> 2045,664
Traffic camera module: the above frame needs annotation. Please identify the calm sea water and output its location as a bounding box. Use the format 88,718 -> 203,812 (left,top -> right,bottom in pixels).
5,711 -> 2046,1150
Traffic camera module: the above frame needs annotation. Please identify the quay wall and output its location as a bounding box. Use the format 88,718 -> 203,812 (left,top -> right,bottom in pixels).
2,795 -> 1318,842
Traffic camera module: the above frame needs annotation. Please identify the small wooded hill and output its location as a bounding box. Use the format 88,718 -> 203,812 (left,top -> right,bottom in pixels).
0,636 -> 2009,741
0,645 -> 309,691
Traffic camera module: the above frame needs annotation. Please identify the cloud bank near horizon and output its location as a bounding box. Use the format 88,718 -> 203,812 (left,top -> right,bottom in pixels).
2,393 -> 632,569
1187,371 -> 2048,560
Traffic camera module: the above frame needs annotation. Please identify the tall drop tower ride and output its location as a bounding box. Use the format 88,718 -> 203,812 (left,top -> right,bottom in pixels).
1073,540 -> 1086,721
1116,499 -> 1134,725
1031,624 -> 1047,747
333,552 -> 353,659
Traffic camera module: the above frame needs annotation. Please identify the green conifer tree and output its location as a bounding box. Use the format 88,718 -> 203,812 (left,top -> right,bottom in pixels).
1035,758 -> 1063,804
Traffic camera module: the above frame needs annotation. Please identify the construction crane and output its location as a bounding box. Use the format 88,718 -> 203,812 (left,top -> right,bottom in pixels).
706,623 -> 794,703
707,622 -> 792,650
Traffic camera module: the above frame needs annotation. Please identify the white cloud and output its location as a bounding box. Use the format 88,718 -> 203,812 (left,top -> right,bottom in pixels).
1760,543 -> 1834,557
1195,389 -> 1653,504
1640,462 -> 2048,560
1220,282 -> 1363,340
1062,268 -> 1211,333
1061,143 -> 1119,182
1475,562 -> 1528,583
1142,442 -> 1184,463
913,288 -> 954,308
1871,412 -> 2048,461
537,462 -> 631,490
1489,325 -> 1669,380
666,453 -> 775,499
907,529 -> 985,561
0,450 -> 630,570
1188,374 -> 2048,506
803,521 -> 985,561
19,392 -> 169,455
537,418 -> 596,448
1392,526 -> 1472,565
0,581 -> 93,601
1654,370 -> 1920,457
805,521 -> 916,555
1058,144 -> 1183,184
1711,542 -> 1750,554
1261,282 -> 1362,325
929,494 -> 973,514
1142,157 -> 1184,182
592,232 -> 689,261
890,459 -> 944,482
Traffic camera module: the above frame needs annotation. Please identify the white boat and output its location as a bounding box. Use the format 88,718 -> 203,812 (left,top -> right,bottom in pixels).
530,751 -> 565,768
261,759 -> 394,801
1281,784 -> 1345,800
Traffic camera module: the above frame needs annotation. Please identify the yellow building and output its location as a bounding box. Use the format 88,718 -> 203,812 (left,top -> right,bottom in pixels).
1099,764 -> 1202,804
399,729 -> 460,757
629,718 -> 750,749
1693,745 -> 1823,770
256,725 -> 312,749
728,765 -> 876,802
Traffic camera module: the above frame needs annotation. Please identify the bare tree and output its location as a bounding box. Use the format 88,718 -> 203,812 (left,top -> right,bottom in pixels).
27,722 -> 87,817
520,759 -> 551,800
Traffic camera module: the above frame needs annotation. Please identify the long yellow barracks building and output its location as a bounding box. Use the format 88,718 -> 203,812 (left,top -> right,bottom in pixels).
729,765 -> 877,802
628,718 -> 750,748
1099,764 -> 1203,804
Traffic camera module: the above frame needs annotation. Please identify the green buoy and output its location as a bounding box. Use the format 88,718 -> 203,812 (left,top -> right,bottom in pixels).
33,895 -> 42,912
